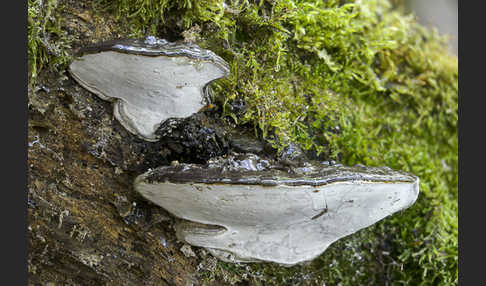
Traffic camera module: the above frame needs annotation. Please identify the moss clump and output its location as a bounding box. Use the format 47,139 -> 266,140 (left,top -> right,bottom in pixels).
28,0 -> 71,85
32,0 -> 457,284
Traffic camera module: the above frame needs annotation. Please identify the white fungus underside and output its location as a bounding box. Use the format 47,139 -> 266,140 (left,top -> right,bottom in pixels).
135,179 -> 419,265
70,51 -> 227,141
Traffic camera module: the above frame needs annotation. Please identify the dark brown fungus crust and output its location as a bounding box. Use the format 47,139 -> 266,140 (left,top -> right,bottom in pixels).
143,153 -> 418,186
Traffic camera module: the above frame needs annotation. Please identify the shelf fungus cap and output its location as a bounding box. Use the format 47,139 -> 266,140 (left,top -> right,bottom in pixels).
134,154 -> 419,265
69,36 -> 230,141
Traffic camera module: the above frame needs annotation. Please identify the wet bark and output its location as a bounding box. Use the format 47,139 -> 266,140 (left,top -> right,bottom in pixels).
28,2 -> 260,285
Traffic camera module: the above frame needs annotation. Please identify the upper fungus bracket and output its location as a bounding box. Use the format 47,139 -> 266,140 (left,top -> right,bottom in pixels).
69,36 -> 230,141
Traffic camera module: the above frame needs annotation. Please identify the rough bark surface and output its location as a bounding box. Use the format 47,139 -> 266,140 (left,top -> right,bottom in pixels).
28,2 -> 259,285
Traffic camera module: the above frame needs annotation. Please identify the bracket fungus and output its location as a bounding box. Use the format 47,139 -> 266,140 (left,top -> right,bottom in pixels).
70,38 -> 420,265
69,36 -> 230,141
135,154 -> 419,265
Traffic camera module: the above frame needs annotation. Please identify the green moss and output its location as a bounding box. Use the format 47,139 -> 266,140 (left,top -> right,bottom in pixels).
193,1 -> 456,284
31,0 -> 457,284
28,0 -> 71,86
95,0 -> 229,37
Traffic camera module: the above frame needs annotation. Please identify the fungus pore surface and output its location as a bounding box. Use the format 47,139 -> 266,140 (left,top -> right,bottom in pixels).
69,37 -> 230,141
135,154 -> 419,265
